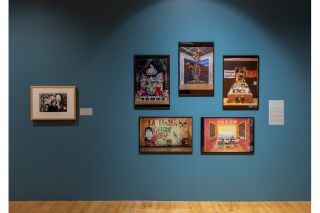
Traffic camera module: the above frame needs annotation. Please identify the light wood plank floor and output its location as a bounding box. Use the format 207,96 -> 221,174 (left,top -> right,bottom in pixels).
9,201 -> 311,213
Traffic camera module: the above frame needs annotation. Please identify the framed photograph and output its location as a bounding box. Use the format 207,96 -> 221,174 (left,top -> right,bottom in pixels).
201,117 -> 254,154
179,42 -> 214,96
223,56 -> 259,109
139,117 -> 192,153
134,55 -> 170,109
30,86 -> 76,120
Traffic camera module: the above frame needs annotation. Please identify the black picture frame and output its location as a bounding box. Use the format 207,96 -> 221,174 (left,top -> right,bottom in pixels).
223,55 -> 259,110
139,117 -> 193,154
178,42 -> 214,96
201,117 -> 254,154
134,55 -> 170,109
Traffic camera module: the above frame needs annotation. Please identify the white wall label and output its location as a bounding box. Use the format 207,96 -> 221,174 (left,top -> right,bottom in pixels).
269,100 -> 284,125
80,108 -> 93,116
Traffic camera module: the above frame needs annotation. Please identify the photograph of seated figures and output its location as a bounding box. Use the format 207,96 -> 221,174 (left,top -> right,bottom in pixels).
139,117 -> 192,153
223,56 -> 259,109
201,117 -> 254,153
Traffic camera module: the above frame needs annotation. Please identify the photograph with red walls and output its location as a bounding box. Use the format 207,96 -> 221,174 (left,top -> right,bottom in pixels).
201,117 -> 254,153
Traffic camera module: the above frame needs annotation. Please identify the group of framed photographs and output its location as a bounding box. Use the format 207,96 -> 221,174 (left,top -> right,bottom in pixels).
136,42 -> 258,154
139,117 -> 254,154
134,42 -> 259,109
29,41 -> 258,154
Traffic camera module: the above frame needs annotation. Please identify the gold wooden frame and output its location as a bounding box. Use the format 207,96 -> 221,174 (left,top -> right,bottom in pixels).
30,86 -> 77,120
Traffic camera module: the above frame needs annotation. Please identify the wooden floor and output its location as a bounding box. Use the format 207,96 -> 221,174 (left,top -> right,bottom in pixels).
9,201 -> 310,213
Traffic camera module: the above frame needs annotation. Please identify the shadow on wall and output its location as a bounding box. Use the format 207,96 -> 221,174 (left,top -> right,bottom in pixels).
215,0 -> 310,31
10,0 -> 165,34
214,0 -> 311,61
12,0 -> 310,33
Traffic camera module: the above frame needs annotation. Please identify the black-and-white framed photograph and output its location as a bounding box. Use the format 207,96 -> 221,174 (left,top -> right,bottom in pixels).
30,86 -> 76,120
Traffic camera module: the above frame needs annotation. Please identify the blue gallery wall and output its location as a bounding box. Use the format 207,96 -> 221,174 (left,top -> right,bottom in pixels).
9,0 -> 311,201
